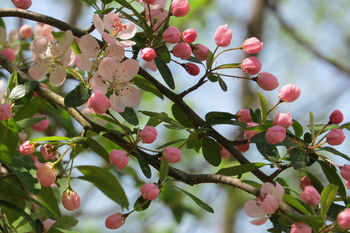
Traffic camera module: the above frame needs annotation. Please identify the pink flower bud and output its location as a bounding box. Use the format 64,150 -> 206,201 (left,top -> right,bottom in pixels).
0,103 -> 11,121
300,186 -> 320,207
241,57 -> 262,75
242,37 -> 263,54
170,0 -> 190,17
260,194 -> 279,214
299,176 -> 312,190
87,93 -> 110,114
109,150 -> 129,170
182,28 -> 197,43
183,63 -> 200,76
219,145 -> 231,158
19,140 -> 36,155
265,125 -> 286,144
290,222 -> 312,233
19,24 -> 33,39
143,0 -> 157,4
193,44 -> 209,61
237,109 -> 252,123
163,26 -> 181,43
140,126 -> 158,143
329,109 -> 343,124
346,180 -> 350,189
12,0 -> 32,9
42,218 -> 56,232
172,42 -> 192,60
337,208 -> 350,229
105,213 -> 124,230
0,48 -> 16,61
244,122 -> 259,142
326,129 -> 345,146
278,84 -> 301,102
62,190 -> 81,211
141,47 -> 157,62
273,112 -> 293,128
162,147 -> 181,163
214,24 -> 232,47
140,183 -> 160,200
36,162 -> 57,187
31,114 -> 49,132
236,143 -> 250,152
40,144 -> 57,160
341,165 -> 350,180
256,72 -> 279,91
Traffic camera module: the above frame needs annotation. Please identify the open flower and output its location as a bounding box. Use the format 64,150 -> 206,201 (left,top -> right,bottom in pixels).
28,30 -> 75,86
93,13 -> 136,47
244,182 -> 284,225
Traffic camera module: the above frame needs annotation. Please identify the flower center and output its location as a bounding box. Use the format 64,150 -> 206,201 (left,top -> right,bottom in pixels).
111,18 -> 127,37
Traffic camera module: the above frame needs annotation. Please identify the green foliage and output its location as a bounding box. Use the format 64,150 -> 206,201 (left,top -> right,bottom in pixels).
201,137 -> 221,167
216,163 -> 267,176
154,57 -> 175,89
64,84 -> 91,107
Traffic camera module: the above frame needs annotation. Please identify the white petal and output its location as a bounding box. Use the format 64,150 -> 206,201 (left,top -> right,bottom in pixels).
244,200 -> 265,218
117,83 -> 141,109
0,27 -> 6,43
116,40 -> 136,48
98,57 -> 118,81
32,36 -> 50,54
103,13 -> 118,33
61,48 -> 75,67
105,45 -> 124,62
90,76 -> 108,94
58,30 -> 74,53
75,53 -> 92,71
78,34 -> 100,58
118,22 -> 136,40
9,29 -> 19,43
93,14 -> 105,35
28,63 -> 49,80
122,59 -> 139,81
276,182 -> 285,202
102,32 -> 117,45
109,93 -> 125,112
49,65 -> 66,87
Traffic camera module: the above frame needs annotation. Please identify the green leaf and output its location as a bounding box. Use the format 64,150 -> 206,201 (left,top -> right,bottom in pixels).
171,104 -> 193,128
134,152 -> 152,179
38,187 -> 61,219
216,163 -> 267,176
283,194 -> 309,215
16,117 -> 45,131
132,75 -> 163,99
159,159 -> 169,184
119,107 -> 139,125
51,31 -> 65,40
288,213 -> 324,231
0,120 -> 18,163
207,73 -> 219,82
215,63 -> 241,70
77,166 -> 129,208
31,136 -> 69,142
64,84 -> 91,107
14,98 -> 44,121
133,196 -> 151,212
156,139 -> 187,150
202,137 -> 221,167
172,186 -> 214,213
319,161 -> 346,196
87,138 -> 109,161
309,111 -> 315,138
320,184 -> 338,219
101,0 -> 112,3
290,148 -> 310,169
187,56 -> 202,64
154,56 -> 175,89
186,136 -> 202,152
301,171 -> 324,194
0,144 -> 11,164
292,119 -> 303,138
257,92 -> 268,121
205,111 -> 239,126
320,146 -> 350,161
256,143 -> 280,162
218,77 -> 227,92
47,216 -> 78,233
94,7 -> 114,14
327,203 -> 345,221
7,70 -> 18,96
9,81 -> 38,100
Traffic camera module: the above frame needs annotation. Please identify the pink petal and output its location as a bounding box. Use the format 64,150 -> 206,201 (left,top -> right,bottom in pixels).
75,53 -> 92,71
103,13 -> 118,33
49,65 -> 66,87
261,182 -> 276,195
122,59 -> 139,81
117,84 -> 141,108
93,14 -> 105,35
116,40 -> 136,48
102,32 -> 117,45
58,30 -> 74,53
61,48 -> 75,67
98,57 -> 118,81
28,63 -> 49,80
250,217 -> 269,225
276,182 -> 285,201
244,200 -> 265,218
105,45 -> 125,62
90,76 -> 108,94
109,93 -> 125,112
32,36 -> 50,54
118,22 -> 137,40
78,34 -> 100,58
146,60 -> 157,71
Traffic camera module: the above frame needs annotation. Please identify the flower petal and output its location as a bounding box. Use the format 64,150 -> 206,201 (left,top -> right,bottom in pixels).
93,14 -> 105,35
32,36 -> 50,54
276,182 -> 285,201
117,84 -> 141,108
28,63 -> 49,80
75,53 -> 92,71
90,75 -> 108,94
122,59 -> 139,81
146,60 -> 157,71
116,40 -> 136,48
250,217 -> 269,225
78,34 -> 100,58
49,65 -> 66,87
105,45 -> 124,62
118,22 -> 136,40
58,30 -> 74,53
61,48 -> 75,67
103,13 -> 118,33
109,93 -> 125,112
244,200 -> 265,218
9,29 -> 19,43
98,57 -> 118,81
102,32 -> 117,45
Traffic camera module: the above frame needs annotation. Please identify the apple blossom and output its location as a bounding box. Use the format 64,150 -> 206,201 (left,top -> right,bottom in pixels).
162,147 -> 181,163
141,47 -> 157,62
12,0 -> 32,9
265,125 -> 286,144
256,72 -> 279,91
220,145 -> 231,158
105,213 -> 124,229
0,48 -> 16,61
242,37 -> 263,54
62,190 -> 81,211
31,114 -> 49,132
244,122 -> 259,141
163,26 -> 181,43
19,140 -> 36,155
236,143 -> 250,152
140,183 -> 160,200
140,126 -> 158,143
241,56 -> 262,75
170,0 -> 190,17
299,176 -> 312,190
87,93 -> 110,114
300,186 -> 320,207
341,165 -> 350,180
36,162 -> 57,186
214,24 -> 232,47
19,24 -> 33,39
193,44 -> 209,61
273,112 -> 293,128
337,208 -> 350,229
290,222 -> 312,233
236,109 -> 252,123
182,28 -> 197,43
172,42 -> 192,60
40,144 -> 57,160
278,84 -> 301,102
326,129 -> 345,146
109,150 -> 130,170
329,109 -> 343,124
183,63 -> 200,76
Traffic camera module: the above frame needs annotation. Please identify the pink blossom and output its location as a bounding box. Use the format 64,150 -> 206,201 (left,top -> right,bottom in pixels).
278,84 -> 301,102
40,144 -> 57,160
19,140 -> 36,155
36,162 -> 57,187
140,126 -> 158,143
93,13 -> 136,47
163,26 -> 181,44
170,0 -> 190,17
290,222 -> 312,233
244,182 -> 284,225
299,176 -> 312,190
146,60 -> 157,71
29,30 -> 75,86
242,37 -> 263,54
172,42 -> 192,60
140,183 -> 160,200
273,112 -> 293,128
337,208 -> 350,229
34,23 -> 54,41
19,24 -> 33,39
162,147 -> 181,163
241,56 -> 262,75
145,8 -> 168,31
244,122 -> 259,142
265,125 -> 286,144
87,93 -> 110,114
236,109 -> 252,123
0,48 -> 16,61
329,109 -> 343,124
300,186 -> 320,207
214,24 -> 232,47
326,129 -> 345,146
62,190 -> 81,211
193,44 -> 209,61
341,165 -> 350,180
141,47 -> 157,62
75,34 -> 100,71
183,63 -> 200,76
109,150 -> 129,170
105,213 -> 124,229
256,72 -> 279,91
135,0 -> 165,10
346,180 -> 350,189
182,28 -> 197,43
31,114 -> 49,132
12,0 -> 31,9
0,103 -> 11,121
